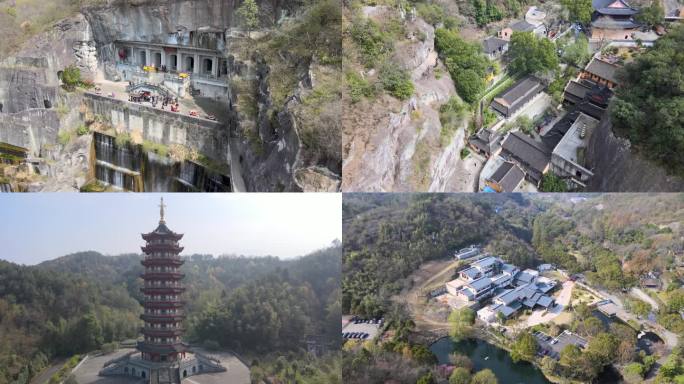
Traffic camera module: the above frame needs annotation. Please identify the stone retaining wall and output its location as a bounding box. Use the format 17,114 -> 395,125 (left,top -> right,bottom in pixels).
83,93 -> 230,161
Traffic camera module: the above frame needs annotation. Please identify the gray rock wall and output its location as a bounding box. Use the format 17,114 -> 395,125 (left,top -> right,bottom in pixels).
586,115 -> 684,192
0,109 -> 61,155
0,14 -> 96,114
232,59 -> 302,192
82,0 -> 300,62
0,68 -> 57,113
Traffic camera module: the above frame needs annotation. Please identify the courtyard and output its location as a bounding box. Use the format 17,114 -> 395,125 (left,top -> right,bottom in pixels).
70,348 -> 250,384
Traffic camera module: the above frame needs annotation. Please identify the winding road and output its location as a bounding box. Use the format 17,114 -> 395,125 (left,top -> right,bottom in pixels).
579,282 -> 678,349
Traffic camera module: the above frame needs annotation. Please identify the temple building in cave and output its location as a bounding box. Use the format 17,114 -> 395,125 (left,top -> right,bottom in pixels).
98,198 -> 226,383
108,30 -> 232,100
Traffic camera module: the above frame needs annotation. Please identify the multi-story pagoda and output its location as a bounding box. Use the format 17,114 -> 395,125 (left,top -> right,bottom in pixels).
99,198 -> 227,383
138,197 -> 188,363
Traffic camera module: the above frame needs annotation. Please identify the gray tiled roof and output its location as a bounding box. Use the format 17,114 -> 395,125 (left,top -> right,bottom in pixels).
593,0 -> 640,16
585,58 -> 620,84
490,162 -> 514,182
501,132 -> 551,180
462,267 -> 481,279
565,80 -> 592,100
473,256 -> 498,269
496,289 -> 519,305
592,16 -> 640,29
490,162 -> 525,192
537,295 -> 554,307
516,271 -> 536,284
511,20 -> 536,32
468,277 -> 493,291
498,305 -> 518,317
483,37 -> 509,54
493,77 -> 543,109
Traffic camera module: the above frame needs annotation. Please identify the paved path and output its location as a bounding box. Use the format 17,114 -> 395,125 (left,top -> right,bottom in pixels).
580,283 -> 678,349
29,358 -> 67,384
526,281 -> 575,327
630,287 -> 661,311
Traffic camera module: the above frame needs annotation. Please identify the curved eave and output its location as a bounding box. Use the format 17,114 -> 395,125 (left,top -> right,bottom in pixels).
140,259 -> 184,267
595,8 -> 639,16
141,232 -> 184,241
141,287 -> 186,294
591,18 -> 641,29
140,313 -> 185,322
140,272 -> 185,280
143,301 -> 186,308
140,245 -> 184,254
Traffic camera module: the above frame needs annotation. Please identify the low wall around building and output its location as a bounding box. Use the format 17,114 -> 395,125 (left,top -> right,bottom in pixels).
192,78 -> 231,100
83,93 -> 230,162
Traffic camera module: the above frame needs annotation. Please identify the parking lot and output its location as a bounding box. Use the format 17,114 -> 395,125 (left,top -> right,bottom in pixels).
533,330 -> 588,360
342,317 -> 383,341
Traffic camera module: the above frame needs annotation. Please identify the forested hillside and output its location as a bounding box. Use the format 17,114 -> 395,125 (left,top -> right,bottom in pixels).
0,260 -> 140,384
0,244 -> 341,384
612,25 -> 684,175
342,194 -> 540,317
343,194 -> 684,317
532,194 -> 684,279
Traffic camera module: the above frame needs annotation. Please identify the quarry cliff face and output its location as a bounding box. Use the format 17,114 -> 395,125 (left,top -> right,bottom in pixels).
0,14 -> 95,114
586,116 -> 684,192
0,0 -> 334,192
342,7 -> 469,192
0,14 -> 93,159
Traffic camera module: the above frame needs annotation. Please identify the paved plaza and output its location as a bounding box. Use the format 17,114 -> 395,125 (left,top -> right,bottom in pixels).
71,349 -> 250,384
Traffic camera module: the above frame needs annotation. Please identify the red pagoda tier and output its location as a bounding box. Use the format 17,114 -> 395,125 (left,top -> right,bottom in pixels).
137,198 -> 189,363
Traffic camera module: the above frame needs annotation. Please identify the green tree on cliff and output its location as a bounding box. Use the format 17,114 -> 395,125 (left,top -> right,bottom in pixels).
237,0 -> 260,38
61,65 -> 81,91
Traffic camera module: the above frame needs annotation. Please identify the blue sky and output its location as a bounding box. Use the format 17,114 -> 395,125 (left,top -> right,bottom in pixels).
0,193 -> 341,265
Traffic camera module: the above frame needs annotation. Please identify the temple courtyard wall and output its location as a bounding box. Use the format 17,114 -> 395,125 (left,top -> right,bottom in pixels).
70,348 -> 250,384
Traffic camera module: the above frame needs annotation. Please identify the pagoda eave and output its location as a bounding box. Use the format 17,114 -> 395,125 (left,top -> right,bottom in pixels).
140,288 -> 185,295
140,245 -> 184,254
142,232 -> 184,241
140,313 -> 185,322
140,272 -> 185,279
144,301 -> 186,308
140,259 -> 184,267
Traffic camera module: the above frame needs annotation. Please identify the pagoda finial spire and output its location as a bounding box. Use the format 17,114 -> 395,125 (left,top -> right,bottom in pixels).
159,197 -> 166,224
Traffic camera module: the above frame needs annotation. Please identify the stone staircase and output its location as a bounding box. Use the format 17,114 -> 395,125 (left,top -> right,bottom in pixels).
126,81 -> 176,98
